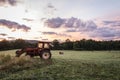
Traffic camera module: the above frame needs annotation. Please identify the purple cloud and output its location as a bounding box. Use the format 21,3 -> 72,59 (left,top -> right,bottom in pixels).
90,28 -> 115,37
45,17 -> 65,28
103,21 -> 117,24
44,17 -> 120,40
44,17 -> 97,32
103,20 -> 120,27
91,18 -> 120,40
0,0 -> 19,6
0,33 -> 7,36
0,19 -> 31,32
42,31 -> 57,35
89,27 -> 120,40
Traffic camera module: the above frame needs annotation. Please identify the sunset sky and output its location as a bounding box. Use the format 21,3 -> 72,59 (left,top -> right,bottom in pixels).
0,0 -> 120,41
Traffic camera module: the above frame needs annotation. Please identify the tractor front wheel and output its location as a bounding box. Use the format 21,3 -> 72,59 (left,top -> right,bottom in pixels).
40,50 -> 51,60
15,50 -> 21,57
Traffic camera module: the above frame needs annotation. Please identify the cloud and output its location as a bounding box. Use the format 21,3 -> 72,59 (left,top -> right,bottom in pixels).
42,31 -> 57,35
44,17 -> 120,40
41,18 -> 47,21
58,33 -> 71,37
42,31 -> 71,37
22,18 -> 34,22
0,0 -> 20,6
103,20 -> 120,27
65,29 -> 77,32
7,37 -> 15,39
47,2 -> 57,11
45,17 -> 65,28
89,26 -> 120,40
0,33 -> 7,36
90,28 -> 115,37
0,19 -> 31,32
42,38 -> 48,41
91,16 -> 120,40
43,2 -> 57,17
44,17 -> 97,32
33,37 -> 42,39
47,3 -> 55,8
0,38 -> 5,41
103,21 -> 117,24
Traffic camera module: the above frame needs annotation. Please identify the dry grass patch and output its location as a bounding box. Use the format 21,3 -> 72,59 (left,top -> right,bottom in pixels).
0,55 -> 35,70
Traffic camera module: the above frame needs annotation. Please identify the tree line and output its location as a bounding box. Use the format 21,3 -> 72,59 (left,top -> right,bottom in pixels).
0,39 -> 120,51
52,39 -> 120,50
0,39 -> 36,51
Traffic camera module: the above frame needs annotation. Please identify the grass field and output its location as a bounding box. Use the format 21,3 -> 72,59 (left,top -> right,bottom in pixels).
0,50 -> 120,80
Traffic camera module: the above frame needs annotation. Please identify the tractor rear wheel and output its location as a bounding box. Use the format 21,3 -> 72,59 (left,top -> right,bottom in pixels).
40,50 -> 51,60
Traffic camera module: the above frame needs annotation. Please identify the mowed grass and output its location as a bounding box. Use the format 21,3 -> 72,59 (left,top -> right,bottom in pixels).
1,50 -> 120,61
52,50 -> 120,61
0,50 -> 120,80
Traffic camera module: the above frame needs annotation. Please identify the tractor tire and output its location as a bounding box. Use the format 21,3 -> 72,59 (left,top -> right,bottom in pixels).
15,50 -> 21,57
40,50 -> 51,60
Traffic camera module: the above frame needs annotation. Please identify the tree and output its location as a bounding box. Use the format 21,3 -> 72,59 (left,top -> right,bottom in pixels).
73,40 -> 83,50
0,39 -> 11,50
62,39 -> 73,50
0,38 -> 120,51
13,39 -> 27,49
52,39 -> 61,50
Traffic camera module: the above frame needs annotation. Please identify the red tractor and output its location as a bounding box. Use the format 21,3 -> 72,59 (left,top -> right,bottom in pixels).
15,41 -> 52,60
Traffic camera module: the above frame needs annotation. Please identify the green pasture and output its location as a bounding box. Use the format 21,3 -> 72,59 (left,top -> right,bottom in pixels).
1,50 -> 120,62
0,50 -> 120,80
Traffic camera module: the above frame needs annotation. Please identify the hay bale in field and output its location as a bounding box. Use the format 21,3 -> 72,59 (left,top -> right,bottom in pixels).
59,52 -> 64,55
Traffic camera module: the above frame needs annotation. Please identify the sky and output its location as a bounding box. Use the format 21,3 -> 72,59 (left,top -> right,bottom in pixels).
0,0 -> 120,41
